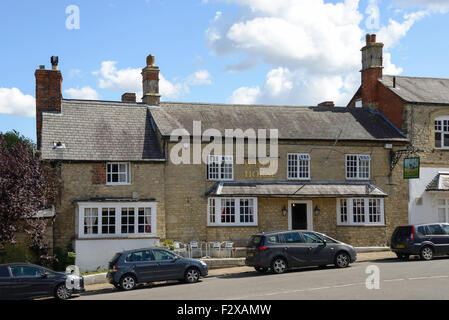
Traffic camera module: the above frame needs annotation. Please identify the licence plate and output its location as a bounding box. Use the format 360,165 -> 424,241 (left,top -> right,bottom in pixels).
396,244 -> 405,248
247,253 -> 254,257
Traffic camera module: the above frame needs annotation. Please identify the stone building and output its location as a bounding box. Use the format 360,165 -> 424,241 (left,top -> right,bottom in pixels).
36,52 -> 408,271
348,34 -> 449,226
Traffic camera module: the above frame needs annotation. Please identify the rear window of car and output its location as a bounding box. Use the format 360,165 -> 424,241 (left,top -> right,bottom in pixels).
247,235 -> 263,247
110,253 -> 121,265
394,226 -> 412,237
417,226 -> 428,235
0,266 -> 10,277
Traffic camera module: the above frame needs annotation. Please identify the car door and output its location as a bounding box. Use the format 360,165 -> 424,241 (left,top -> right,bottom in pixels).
151,249 -> 184,280
9,265 -> 52,299
0,266 -> 14,299
301,232 -> 334,265
125,250 -> 159,283
278,232 -> 310,267
427,224 -> 447,255
440,224 -> 449,254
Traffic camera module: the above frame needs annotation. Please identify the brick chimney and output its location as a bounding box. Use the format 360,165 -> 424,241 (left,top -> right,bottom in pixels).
141,54 -> 160,105
35,56 -> 62,151
360,34 -> 383,109
121,92 -> 136,103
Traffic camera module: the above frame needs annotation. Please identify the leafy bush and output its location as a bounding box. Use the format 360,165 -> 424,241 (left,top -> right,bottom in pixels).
0,244 -> 38,264
53,247 -> 76,271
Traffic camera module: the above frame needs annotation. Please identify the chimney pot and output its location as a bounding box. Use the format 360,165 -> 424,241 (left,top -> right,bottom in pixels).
146,54 -> 155,67
371,34 -> 376,43
51,56 -> 59,70
39,65 -> 45,70
121,92 -> 137,103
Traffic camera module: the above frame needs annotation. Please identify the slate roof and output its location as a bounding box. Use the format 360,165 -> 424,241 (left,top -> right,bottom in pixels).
151,102 -> 406,141
205,181 -> 387,198
380,75 -> 449,105
41,99 -> 164,161
426,173 -> 449,191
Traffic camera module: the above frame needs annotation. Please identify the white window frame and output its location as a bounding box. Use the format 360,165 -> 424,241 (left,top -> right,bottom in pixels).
106,162 -> 131,185
337,198 -> 385,226
207,197 -> 258,226
434,116 -> 449,150
287,153 -> 311,180
437,199 -> 449,223
77,202 -> 157,238
207,155 -> 234,181
345,154 -> 371,180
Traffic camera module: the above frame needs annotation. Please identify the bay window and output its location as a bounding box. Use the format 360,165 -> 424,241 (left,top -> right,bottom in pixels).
207,197 -> 257,226
78,202 -> 156,238
337,198 -> 384,226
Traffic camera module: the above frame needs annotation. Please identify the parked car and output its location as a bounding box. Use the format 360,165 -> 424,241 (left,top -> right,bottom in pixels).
245,230 -> 357,274
391,223 -> 449,261
0,263 -> 84,300
106,247 -> 208,290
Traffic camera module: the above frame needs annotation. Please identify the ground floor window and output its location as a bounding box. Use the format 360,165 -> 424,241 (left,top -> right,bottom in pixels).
78,202 -> 156,238
437,199 -> 449,223
207,197 -> 257,226
337,198 -> 384,226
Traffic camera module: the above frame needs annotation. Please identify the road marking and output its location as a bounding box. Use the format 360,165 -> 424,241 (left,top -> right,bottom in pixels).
383,279 -> 405,282
408,275 -> 449,280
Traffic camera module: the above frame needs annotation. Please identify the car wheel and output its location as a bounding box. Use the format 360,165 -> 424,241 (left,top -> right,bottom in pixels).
184,267 -> 200,283
120,275 -> 137,291
254,266 -> 268,273
335,252 -> 350,268
54,283 -> 72,300
420,246 -> 434,261
271,258 -> 287,274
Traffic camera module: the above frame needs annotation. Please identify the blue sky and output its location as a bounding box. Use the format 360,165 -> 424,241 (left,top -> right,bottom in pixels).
1,0 -> 449,142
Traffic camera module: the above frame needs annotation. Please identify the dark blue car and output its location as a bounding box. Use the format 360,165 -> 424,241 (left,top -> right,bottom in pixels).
0,263 -> 84,300
106,247 -> 208,290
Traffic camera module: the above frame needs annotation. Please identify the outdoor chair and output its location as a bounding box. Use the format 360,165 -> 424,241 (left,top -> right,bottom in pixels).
188,241 -> 202,258
173,241 -> 188,257
224,241 -> 234,258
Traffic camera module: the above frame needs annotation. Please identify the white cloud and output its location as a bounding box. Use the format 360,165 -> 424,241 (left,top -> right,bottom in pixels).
0,88 -> 35,117
205,0 -> 442,106
393,0 -> 449,13
93,61 -> 213,101
64,86 -> 99,100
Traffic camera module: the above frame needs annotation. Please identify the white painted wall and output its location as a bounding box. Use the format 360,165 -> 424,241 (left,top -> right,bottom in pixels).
409,167 -> 449,224
74,238 -> 159,272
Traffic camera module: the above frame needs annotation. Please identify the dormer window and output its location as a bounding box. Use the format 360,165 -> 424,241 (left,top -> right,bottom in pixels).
435,117 -> 449,149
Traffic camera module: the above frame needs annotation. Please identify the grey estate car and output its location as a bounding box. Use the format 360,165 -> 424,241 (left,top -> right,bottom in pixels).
245,230 -> 357,273
106,247 -> 208,290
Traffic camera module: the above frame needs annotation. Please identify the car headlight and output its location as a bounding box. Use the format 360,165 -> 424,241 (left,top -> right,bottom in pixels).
200,260 -> 207,267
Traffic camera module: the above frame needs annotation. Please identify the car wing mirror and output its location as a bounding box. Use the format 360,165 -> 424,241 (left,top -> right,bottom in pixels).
41,272 -> 49,278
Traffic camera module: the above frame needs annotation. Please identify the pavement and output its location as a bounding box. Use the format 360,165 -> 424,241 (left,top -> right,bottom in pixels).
83,250 -> 396,292
78,252 -> 449,300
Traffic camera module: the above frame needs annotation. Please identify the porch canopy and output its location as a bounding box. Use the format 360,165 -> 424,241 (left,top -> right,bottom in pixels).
426,172 -> 449,193
205,181 -> 387,198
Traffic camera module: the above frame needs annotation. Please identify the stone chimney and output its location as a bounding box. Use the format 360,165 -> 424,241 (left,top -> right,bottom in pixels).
360,34 -> 383,109
121,92 -> 136,103
141,54 -> 160,105
35,56 -> 62,151
318,101 -> 335,107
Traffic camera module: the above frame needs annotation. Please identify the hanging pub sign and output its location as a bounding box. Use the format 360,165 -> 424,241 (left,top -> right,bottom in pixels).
404,157 -> 420,179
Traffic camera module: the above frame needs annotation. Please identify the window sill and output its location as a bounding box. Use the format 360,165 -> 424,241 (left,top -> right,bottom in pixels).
106,183 -> 132,186
207,223 -> 258,227
78,235 -> 157,240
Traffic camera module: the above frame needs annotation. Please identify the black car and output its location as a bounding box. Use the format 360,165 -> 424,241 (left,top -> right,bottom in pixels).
391,223 -> 449,260
0,263 -> 84,300
106,247 -> 208,290
245,230 -> 357,274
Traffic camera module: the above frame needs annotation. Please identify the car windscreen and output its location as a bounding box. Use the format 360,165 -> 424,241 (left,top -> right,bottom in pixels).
247,235 -> 263,247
